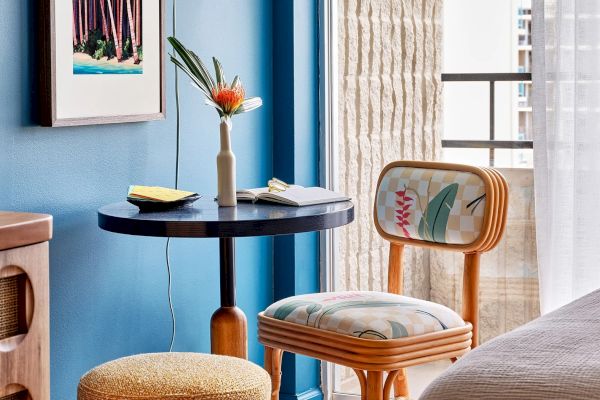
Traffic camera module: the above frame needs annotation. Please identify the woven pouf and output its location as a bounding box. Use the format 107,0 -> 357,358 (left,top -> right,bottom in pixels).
77,352 -> 271,400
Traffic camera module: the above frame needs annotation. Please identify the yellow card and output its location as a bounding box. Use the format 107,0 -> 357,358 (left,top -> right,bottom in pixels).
128,185 -> 196,202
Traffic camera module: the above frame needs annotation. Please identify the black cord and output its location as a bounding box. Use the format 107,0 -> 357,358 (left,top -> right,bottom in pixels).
165,0 -> 180,353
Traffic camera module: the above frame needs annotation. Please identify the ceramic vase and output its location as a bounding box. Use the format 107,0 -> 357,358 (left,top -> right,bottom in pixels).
217,118 -> 237,207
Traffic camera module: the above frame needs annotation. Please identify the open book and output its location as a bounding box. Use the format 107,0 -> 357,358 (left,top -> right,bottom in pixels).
236,185 -> 350,206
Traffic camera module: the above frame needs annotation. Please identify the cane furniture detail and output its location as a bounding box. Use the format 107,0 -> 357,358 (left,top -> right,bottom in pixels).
0,212 -> 53,400
258,161 -> 508,400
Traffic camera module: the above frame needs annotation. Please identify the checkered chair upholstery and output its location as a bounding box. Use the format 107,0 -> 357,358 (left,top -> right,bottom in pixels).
259,161 -> 508,400
264,291 -> 465,340
375,165 -> 487,245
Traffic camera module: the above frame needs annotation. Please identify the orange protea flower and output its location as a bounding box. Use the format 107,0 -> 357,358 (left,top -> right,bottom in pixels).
168,38 -> 262,119
211,83 -> 245,115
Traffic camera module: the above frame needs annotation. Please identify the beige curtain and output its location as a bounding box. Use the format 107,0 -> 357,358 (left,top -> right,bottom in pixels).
337,0 -> 443,299
429,169 -> 539,343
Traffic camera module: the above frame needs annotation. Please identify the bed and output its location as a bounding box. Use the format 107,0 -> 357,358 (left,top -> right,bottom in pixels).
420,289 -> 600,400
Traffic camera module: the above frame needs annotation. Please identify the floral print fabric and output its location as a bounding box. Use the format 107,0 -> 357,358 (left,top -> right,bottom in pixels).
264,291 -> 465,340
376,167 -> 487,244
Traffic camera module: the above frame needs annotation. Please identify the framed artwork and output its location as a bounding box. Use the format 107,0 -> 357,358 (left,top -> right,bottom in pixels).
39,0 -> 165,127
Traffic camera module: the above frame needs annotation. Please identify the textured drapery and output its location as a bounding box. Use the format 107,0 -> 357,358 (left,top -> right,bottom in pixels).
532,0 -> 600,313
337,0 -> 443,298
430,169 -> 540,343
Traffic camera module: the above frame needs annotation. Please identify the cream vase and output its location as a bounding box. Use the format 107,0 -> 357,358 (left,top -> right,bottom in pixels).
217,118 -> 237,207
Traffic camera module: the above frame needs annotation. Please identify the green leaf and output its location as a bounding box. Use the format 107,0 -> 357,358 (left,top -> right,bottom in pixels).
213,57 -> 226,87
305,303 -> 323,325
170,55 -> 211,98
168,37 -> 208,88
314,300 -> 413,328
272,300 -> 316,320
204,98 -> 224,113
417,183 -> 459,243
415,310 -> 448,329
388,320 -> 409,338
204,98 -> 225,117
235,97 -> 263,114
306,304 -> 322,315
189,50 -> 216,91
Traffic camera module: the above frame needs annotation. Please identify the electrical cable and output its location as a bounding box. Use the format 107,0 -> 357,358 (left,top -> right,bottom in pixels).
173,0 -> 181,190
165,0 -> 180,353
165,238 -> 176,352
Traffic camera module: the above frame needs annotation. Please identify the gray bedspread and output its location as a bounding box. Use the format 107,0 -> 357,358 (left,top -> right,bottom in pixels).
420,289 -> 600,400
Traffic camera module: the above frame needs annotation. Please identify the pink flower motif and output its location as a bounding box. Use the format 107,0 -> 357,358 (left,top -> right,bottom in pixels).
322,293 -> 364,302
395,187 -> 413,238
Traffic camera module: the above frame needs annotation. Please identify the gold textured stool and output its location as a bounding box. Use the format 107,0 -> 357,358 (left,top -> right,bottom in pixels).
77,353 -> 271,400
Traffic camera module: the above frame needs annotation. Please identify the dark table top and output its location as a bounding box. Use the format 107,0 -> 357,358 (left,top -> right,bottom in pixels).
98,199 -> 354,238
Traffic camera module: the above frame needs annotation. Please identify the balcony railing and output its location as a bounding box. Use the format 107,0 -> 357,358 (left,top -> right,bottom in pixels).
441,72 -> 533,166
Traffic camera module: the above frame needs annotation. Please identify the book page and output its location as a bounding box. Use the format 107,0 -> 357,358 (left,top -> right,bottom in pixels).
237,187 -> 270,196
128,186 -> 195,202
237,185 -> 303,201
262,187 -> 349,206
236,187 -> 270,201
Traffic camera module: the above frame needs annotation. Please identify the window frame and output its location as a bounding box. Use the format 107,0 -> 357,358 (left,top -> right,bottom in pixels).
441,72 -> 533,167
318,0 -> 339,398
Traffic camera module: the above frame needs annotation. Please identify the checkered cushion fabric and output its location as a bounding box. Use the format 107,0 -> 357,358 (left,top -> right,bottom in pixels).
264,291 -> 465,340
376,166 -> 487,244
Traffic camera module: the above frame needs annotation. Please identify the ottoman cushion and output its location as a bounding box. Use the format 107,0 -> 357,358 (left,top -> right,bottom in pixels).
78,352 -> 271,400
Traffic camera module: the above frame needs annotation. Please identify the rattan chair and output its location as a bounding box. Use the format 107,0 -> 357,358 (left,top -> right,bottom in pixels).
258,161 -> 508,400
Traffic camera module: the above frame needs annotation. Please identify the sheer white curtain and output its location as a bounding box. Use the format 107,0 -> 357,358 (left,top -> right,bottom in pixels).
533,0 -> 600,314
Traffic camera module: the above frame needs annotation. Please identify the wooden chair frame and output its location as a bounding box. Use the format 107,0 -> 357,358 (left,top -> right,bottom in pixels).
259,161 -> 508,400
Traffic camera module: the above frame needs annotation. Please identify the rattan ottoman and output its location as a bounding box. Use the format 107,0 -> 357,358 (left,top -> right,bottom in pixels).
77,353 -> 271,400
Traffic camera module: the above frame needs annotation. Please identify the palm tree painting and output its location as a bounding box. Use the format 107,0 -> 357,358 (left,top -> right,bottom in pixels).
72,0 -> 143,74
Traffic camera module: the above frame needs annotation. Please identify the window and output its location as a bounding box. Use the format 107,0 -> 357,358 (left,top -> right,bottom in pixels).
324,1 -> 539,399
442,0 -> 533,168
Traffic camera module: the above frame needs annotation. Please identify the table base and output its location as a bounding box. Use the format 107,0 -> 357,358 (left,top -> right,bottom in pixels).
210,306 -> 248,358
210,238 -> 248,359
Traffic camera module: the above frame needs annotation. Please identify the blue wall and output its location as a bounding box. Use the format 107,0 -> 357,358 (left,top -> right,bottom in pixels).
0,0 -> 320,398
273,1 -> 322,399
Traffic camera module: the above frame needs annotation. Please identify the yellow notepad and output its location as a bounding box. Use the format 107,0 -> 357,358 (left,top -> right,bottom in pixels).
128,185 -> 196,202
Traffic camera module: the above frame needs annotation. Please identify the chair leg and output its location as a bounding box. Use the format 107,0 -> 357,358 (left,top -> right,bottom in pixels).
353,369 -> 368,400
393,368 -> 409,398
366,371 -> 384,400
384,370 -> 401,399
462,252 -> 481,348
264,346 -> 283,400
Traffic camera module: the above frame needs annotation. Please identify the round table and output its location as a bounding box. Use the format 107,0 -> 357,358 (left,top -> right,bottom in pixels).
98,199 -> 354,359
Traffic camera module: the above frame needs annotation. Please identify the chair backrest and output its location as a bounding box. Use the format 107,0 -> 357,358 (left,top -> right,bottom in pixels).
373,161 -> 509,347
373,161 -> 507,254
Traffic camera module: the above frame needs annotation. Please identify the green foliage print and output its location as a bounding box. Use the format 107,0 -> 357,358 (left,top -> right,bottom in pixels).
418,183 -> 459,243
305,303 -> 323,324
352,320 -> 410,339
270,299 -> 449,340
388,320 -> 409,338
272,300 -> 317,321
353,329 -> 388,339
415,310 -> 448,329
312,301 -> 413,328
272,300 -> 413,326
